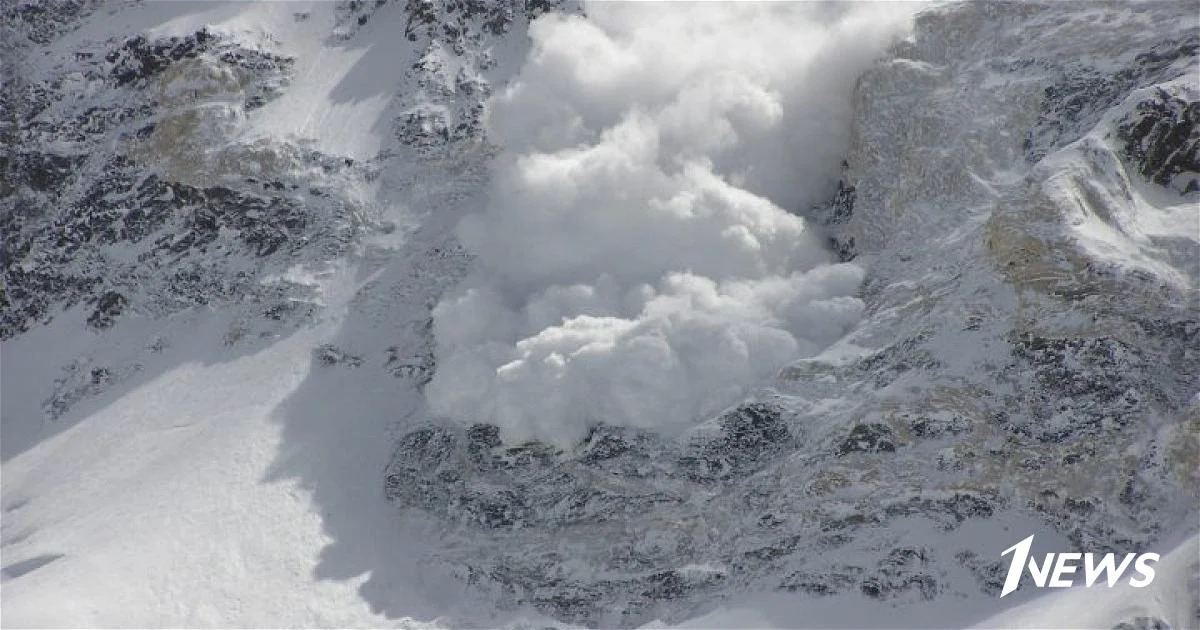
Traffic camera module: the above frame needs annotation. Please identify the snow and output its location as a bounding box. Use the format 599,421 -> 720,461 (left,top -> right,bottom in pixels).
3,0 -> 1197,627
0,2 -> 459,622
1,305 -> 431,627
425,2 -> 920,447
234,1 -> 411,162
1040,77 -> 1200,296
38,0 -> 412,162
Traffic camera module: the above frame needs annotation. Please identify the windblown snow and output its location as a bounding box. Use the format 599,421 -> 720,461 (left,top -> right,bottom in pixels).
425,3 -> 917,445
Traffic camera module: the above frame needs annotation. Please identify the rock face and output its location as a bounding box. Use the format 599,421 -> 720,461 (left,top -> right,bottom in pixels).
1,0 -> 546,417
1,12 -> 356,341
825,0 -> 1198,571
1,0 -> 564,341
1118,84 -> 1200,193
3,1 -> 1197,628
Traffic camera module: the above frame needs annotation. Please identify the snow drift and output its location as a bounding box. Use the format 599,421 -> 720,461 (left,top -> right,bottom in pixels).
425,2 -> 918,445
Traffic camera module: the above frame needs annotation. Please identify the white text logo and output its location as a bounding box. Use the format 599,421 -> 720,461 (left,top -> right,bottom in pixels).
998,534 -> 1159,597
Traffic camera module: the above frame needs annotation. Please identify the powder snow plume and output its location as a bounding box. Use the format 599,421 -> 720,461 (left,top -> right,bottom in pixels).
426,2 -> 918,446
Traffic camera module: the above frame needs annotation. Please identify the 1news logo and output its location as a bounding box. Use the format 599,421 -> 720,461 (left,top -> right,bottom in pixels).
999,534 -> 1159,597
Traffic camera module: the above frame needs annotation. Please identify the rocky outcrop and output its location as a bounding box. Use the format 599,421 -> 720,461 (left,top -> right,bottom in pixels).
1117,84 -> 1200,193
0,19 -> 367,340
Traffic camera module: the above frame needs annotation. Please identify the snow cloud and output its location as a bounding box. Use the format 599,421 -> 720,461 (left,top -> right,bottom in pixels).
426,2 -> 917,446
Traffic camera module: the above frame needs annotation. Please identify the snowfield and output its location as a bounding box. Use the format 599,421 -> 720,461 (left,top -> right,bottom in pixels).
2,0 -> 1197,628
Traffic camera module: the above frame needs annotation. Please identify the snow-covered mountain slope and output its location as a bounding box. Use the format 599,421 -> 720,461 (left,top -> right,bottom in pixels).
2,0 -> 535,626
2,1 -> 1197,628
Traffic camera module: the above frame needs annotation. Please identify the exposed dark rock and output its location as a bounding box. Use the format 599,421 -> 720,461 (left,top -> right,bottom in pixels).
811,163 -> 857,262
12,152 -> 84,192
904,411 -> 972,439
105,29 -> 214,87
3,0 -> 99,45
882,491 -> 998,529
1000,332 -> 1184,443
1117,87 -> 1200,193
779,566 -> 862,596
313,344 -> 363,368
0,23 -> 316,341
1112,617 -> 1173,630
856,334 -> 940,388
2,152 -> 355,339
678,402 -> 792,482
837,422 -> 897,456
41,358 -> 137,420
955,549 -> 1006,596
1025,34 -> 1199,162
639,568 -> 726,602
86,290 -> 126,329
465,422 -> 501,460
826,179 -> 857,225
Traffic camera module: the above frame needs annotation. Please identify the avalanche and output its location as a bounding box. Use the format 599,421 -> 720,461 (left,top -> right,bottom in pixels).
2,1 -> 1196,628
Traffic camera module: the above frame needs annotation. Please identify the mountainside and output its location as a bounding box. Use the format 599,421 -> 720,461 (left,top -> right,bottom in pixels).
1,1 -> 1197,628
